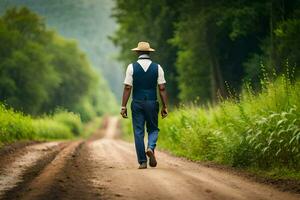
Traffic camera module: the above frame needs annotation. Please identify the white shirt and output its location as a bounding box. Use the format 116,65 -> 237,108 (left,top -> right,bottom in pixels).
123,54 -> 166,86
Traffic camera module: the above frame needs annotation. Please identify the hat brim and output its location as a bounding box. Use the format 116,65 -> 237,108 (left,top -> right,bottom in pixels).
131,47 -> 155,52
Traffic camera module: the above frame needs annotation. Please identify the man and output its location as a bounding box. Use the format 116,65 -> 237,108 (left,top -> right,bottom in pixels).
120,41 -> 168,169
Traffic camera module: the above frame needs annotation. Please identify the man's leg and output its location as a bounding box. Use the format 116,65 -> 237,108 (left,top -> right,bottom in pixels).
145,101 -> 159,151
131,101 -> 147,164
144,101 -> 159,167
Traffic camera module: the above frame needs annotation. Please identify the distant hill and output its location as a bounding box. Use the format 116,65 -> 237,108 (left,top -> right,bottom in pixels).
0,0 -> 123,98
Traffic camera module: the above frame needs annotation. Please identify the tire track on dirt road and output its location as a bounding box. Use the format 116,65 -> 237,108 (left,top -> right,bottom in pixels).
0,142 -> 63,199
0,140 -> 88,200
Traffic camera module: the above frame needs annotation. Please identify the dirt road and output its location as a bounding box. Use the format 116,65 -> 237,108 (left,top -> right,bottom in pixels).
0,117 -> 299,200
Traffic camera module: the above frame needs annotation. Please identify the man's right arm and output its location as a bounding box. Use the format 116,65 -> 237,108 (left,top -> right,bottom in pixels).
120,64 -> 133,118
120,84 -> 132,118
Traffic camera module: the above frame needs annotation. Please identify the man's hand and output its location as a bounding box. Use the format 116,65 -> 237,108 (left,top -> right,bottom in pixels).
120,107 -> 128,118
161,107 -> 168,119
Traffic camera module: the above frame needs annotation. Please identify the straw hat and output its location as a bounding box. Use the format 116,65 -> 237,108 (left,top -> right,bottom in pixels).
131,41 -> 155,52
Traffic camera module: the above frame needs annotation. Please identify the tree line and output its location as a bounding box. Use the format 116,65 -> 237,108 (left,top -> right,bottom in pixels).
112,0 -> 300,104
0,7 -> 117,121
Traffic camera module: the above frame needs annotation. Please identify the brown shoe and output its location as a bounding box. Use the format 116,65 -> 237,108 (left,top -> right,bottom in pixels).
138,162 -> 147,169
146,148 -> 157,167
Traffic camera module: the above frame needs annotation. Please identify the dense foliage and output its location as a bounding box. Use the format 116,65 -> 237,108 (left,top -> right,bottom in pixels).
0,7 -> 117,120
113,0 -> 300,103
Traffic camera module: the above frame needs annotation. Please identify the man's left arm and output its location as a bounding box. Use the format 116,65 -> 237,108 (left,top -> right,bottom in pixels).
158,65 -> 168,118
158,84 -> 168,118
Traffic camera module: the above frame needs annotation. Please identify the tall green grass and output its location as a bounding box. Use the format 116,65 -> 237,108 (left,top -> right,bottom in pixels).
122,75 -> 300,176
158,76 -> 300,172
0,104 -> 84,145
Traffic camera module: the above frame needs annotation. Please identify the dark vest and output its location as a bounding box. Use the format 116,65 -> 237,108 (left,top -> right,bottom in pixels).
132,61 -> 158,101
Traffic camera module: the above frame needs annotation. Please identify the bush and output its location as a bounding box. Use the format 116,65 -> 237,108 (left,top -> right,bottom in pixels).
53,110 -> 83,136
32,118 -> 73,139
0,104 -> 35,143
81,117 -> 102,138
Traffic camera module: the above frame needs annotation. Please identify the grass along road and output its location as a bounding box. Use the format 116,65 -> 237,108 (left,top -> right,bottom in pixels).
0,117 -> 299,200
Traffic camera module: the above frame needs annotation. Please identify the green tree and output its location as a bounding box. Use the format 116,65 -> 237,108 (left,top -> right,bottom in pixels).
0,0 -> 123,99
274,18 -> 300,76
244,0 -> 300,83
172,1 -> 266,102
112,0 -> 181,104
44,35 -> 95,112
0,8 -> 60,114
0,7 -> 117,117
112,0 -> 300,103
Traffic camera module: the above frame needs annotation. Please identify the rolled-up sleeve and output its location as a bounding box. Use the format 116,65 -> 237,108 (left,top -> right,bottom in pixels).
124,64 -> 133,86
158,64 -> 166,84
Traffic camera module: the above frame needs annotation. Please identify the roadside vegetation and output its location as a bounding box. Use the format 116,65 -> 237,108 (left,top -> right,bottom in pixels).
0,102 -> 103,147
159,74 -> 299,179
123,72 -> 300,179
0,103 -> 83,145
